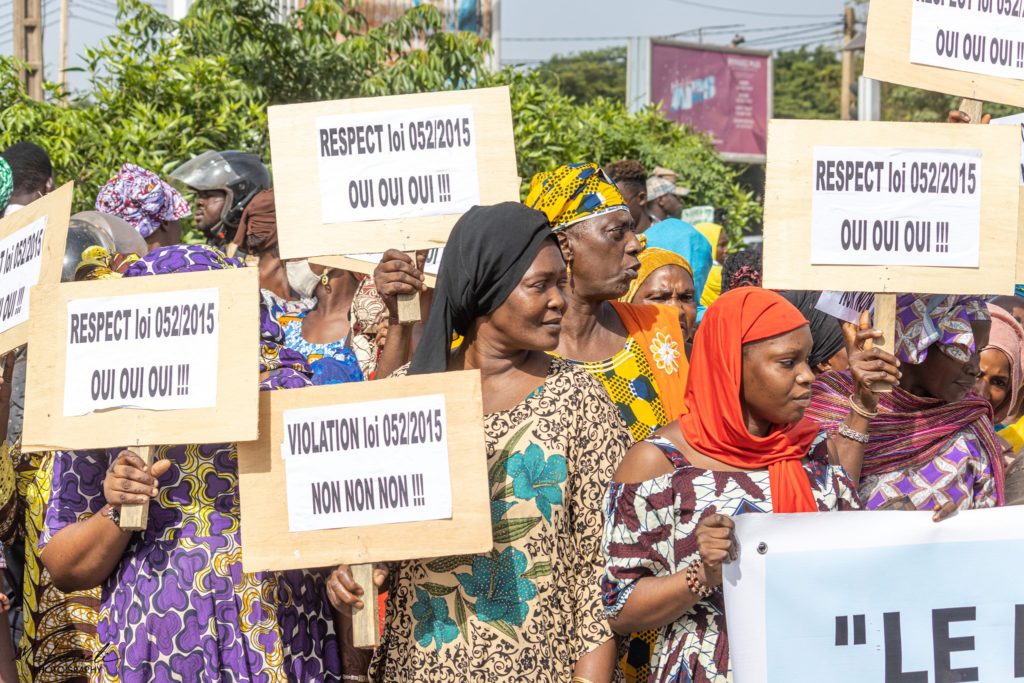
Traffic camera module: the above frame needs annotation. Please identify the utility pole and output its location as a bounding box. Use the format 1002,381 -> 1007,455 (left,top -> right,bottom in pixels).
840,4 -> 856,121
59,0 -> 69,98
13,0 -> 45,101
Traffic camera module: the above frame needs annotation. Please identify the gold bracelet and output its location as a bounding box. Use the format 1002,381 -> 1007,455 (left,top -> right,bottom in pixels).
848,395 -> 879,419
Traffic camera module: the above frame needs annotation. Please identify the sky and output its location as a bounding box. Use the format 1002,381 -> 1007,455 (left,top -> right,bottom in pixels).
0,0 -> 853,91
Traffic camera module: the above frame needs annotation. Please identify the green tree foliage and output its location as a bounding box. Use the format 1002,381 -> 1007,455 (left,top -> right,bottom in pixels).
772,46 -> 841,120
0,0 -> 759,239
531,46 -> 627,105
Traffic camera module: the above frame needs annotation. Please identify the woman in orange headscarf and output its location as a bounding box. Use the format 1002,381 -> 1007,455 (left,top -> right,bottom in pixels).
600,288 -> 900,681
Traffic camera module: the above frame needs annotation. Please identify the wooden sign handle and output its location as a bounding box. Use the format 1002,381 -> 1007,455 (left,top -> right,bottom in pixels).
119,446 -> 153,531
870,293 -> 897,394
351,563 -> 380,649
958,98 -> 984,124
396,251 -> 421,324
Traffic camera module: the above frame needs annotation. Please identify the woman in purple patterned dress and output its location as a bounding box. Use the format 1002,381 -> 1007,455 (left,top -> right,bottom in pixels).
807,294 -> 1004,511
39,245 -> 342,682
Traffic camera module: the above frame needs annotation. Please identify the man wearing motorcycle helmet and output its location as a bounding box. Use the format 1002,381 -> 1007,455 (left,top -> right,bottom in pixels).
169,150 -> 271,248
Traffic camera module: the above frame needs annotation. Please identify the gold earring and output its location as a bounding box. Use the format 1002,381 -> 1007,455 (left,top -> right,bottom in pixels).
320,268 -> 332,293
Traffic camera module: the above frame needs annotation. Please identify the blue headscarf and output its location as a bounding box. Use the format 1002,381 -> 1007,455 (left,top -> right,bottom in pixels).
644,218 -> 714,321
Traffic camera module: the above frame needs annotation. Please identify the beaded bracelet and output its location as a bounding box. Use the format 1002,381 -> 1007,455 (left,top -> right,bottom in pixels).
837,423 -> 870,444
685,563 -> 715,599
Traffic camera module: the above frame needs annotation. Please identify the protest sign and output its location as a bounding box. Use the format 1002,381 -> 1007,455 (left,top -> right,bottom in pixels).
864,0 -> 1024,108
236,369 -> 490,571
312,247 -> 442,288
724,507 -> 1024,683
270,87 -> 519,259
0,182 -> 72,355
763,119 -> 1018,295
991,112 -> 1024,284
21,266 -> 259,452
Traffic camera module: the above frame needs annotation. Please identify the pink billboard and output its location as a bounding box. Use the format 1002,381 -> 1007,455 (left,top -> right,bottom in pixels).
650,41 -> 771,162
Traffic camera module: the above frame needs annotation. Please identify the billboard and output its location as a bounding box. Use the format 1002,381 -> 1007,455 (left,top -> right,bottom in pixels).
639,40 -> 772,163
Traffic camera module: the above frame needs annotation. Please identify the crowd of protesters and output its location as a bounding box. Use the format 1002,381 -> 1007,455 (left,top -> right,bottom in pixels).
0,136 -> 1019,683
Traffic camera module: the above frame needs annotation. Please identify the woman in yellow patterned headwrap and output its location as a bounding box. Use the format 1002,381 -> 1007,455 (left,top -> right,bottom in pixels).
526,162 -> 688,441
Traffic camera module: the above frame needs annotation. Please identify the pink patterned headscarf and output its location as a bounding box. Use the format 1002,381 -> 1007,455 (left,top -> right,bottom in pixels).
95,163 -> 191,238
985,306 -> 1024,421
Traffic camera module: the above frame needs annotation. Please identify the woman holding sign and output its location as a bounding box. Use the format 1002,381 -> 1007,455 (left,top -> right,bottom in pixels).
808,294 -> 1004,511
332,202 -> 631,682
39,245 -> 344,682
600,288 -> 898,682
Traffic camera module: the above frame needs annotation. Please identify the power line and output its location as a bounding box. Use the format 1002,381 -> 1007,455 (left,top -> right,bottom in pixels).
744,24 -> 843,46
663,0 -> 840,19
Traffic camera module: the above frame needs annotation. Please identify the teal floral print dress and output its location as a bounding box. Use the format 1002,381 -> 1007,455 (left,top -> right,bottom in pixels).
371,359 -> 632,682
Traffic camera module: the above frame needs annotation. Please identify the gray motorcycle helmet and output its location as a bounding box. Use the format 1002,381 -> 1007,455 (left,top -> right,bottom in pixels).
169,151 -> 271,230
61,212 -> 148,282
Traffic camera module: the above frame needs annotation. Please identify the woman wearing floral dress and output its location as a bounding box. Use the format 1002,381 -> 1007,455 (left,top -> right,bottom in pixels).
38,245 -> 342,682
330,203 -> 632,682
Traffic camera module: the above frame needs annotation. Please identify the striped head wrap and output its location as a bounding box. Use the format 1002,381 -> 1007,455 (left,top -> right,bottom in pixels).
525,162 -> 629,232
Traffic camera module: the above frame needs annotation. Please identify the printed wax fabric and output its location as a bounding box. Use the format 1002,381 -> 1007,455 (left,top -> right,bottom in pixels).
601,434 -> 859,682
370,359 -> 631,682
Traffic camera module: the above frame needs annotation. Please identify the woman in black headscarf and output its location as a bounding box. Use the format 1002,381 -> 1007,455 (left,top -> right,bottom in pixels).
329,203 -> 631,683
780,290 -> 849,375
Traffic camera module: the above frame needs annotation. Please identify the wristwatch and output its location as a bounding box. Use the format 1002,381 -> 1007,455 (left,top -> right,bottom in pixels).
103,505 -> 121,526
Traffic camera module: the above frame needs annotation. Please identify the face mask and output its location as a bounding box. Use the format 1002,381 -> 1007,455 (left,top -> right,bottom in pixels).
285,259 -> 319,298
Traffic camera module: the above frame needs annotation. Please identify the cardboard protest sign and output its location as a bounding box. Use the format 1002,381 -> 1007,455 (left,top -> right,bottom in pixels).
990,113 -> 1024,284
311,247 -> 442,288
270,87 -> 519,259
0,182 -> 72,355
762,119 -> 1019,295
724,507 -> 1024,682
864,0 -> 1024,108
21,266 -> 259,452
236,369 -> 490,573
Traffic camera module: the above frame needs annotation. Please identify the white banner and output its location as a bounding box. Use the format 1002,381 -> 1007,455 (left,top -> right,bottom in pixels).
282,393 -> 452,532
811,146 -> 982,267
992,111 -> 1024,185
317,105 -> 480,224
63,288 -> 219,416
911,0 -> 1024,81
724,508 -> 1024,682
346,247 -> 443,276
0,216 -> 46,335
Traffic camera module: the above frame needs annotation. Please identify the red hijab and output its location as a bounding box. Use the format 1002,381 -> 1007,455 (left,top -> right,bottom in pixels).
679,287 -> 819,513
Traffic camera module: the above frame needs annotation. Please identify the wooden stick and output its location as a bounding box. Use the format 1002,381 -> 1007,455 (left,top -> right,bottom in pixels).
870,293 -> 897,394
396,251 -> 421,324
119,445 -> 153,531
351,563 -> 380,649
959,98 -> 984,124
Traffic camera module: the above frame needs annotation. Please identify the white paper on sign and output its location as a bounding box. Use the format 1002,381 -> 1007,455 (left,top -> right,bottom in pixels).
0,216 -> 47,335
282,393 -> 453,532
346,247 -> 443,276
815,291 -> 875,326
63,288 -> 220,416
991,112 -> 1024,185
811,146 -> 982,268
910,0 -> 1024,81
317,105 -> 480,224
